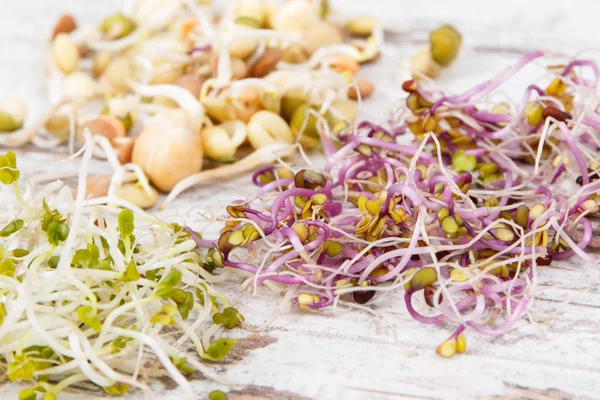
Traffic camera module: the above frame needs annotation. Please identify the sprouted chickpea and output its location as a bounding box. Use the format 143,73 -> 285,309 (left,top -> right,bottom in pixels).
4,0 -> 385,206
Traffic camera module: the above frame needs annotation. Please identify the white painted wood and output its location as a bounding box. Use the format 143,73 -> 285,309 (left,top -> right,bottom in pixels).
1,1 -> 600,399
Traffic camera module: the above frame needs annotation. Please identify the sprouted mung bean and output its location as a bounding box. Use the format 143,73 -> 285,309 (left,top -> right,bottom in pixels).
0,141 -> 244,397
196,51 -> 600,357
0,0 -> 386,205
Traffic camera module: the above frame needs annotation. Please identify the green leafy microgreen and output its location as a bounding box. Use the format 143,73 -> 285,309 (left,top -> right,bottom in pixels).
452,150 -> 477,173
0,151 -> 20,184
41,202 -> 69,245
118,209 -> 135,240
202,338 -> 238,361
155,269 -> 182,298
103,383 -> 129,395
169,288 -> 187,304
145,268 -> 158,281
177,292 -> 194,320
111,336 -> 131,354
97,259 -> 112,271
76,306 -> 102,332
171,356 -> 195,375
0,258 -> 16,277
8,353 -> 35,381
18,387 -> 40,400
150,304 -> 177,325
212,307 -> 244,329
72,249 -> 92,268
122,261 -> 140,282
1,219 -> 23,237
12,249 -> 29,258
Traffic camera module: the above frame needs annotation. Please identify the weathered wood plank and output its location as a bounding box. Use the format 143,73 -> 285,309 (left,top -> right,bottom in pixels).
2,1 -> 600,399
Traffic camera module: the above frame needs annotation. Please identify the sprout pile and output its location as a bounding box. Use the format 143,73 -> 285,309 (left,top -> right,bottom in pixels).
0,0 -> 389,210
0,141 -> 244,398
201,51 -> 600,357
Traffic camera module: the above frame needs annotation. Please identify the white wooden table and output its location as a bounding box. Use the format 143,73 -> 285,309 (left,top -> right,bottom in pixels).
2,1 -> 600,399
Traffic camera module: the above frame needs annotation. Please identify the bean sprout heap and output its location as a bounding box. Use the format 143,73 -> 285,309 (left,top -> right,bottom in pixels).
204,51 -> 600,357
0,0 -> 385,210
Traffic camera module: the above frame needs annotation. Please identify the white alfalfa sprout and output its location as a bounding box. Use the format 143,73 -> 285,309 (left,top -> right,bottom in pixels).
0,144 -> 232,395
161,143 -> 297,208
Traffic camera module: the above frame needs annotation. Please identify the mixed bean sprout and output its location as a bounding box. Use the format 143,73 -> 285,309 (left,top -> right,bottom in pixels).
1,0 -> 388,210
201,51 -> 600,357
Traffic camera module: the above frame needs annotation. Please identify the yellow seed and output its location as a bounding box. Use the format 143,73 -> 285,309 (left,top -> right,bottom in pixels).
580,199 -> 599,214
311,194 -> 328,205
450,269 -> 468,282
409,267 -> 437,291
484,197 -> 499,208
369,266 -> 388,277
390,208 -> 406,223
293,223 -> 309,242
324,241 -> 342,257
529,203 -> 546,220
525,103 -> 543,126
441,215 -> 459,236
536,230 -> 549,247
456,333 -> 467,353
403,268 -> 417,292
357,196 -> 368,212
479,163 -> 498,178
228,229 -> 246,246
515,205 -> 529,229
436,339 -> 457,358
280,88 -> 308,122
494,227 -> 515,242
365,199 -> 382,215
247,110 -> 294,149
52,33 -> 80,74
437,207 -> 450,223
298,293 -> 319,310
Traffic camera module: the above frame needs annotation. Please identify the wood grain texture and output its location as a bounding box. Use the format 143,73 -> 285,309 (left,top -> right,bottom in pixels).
2,1 -> 600,399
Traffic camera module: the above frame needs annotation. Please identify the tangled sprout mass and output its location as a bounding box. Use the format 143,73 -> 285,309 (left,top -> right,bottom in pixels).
195,51 -> 600,357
